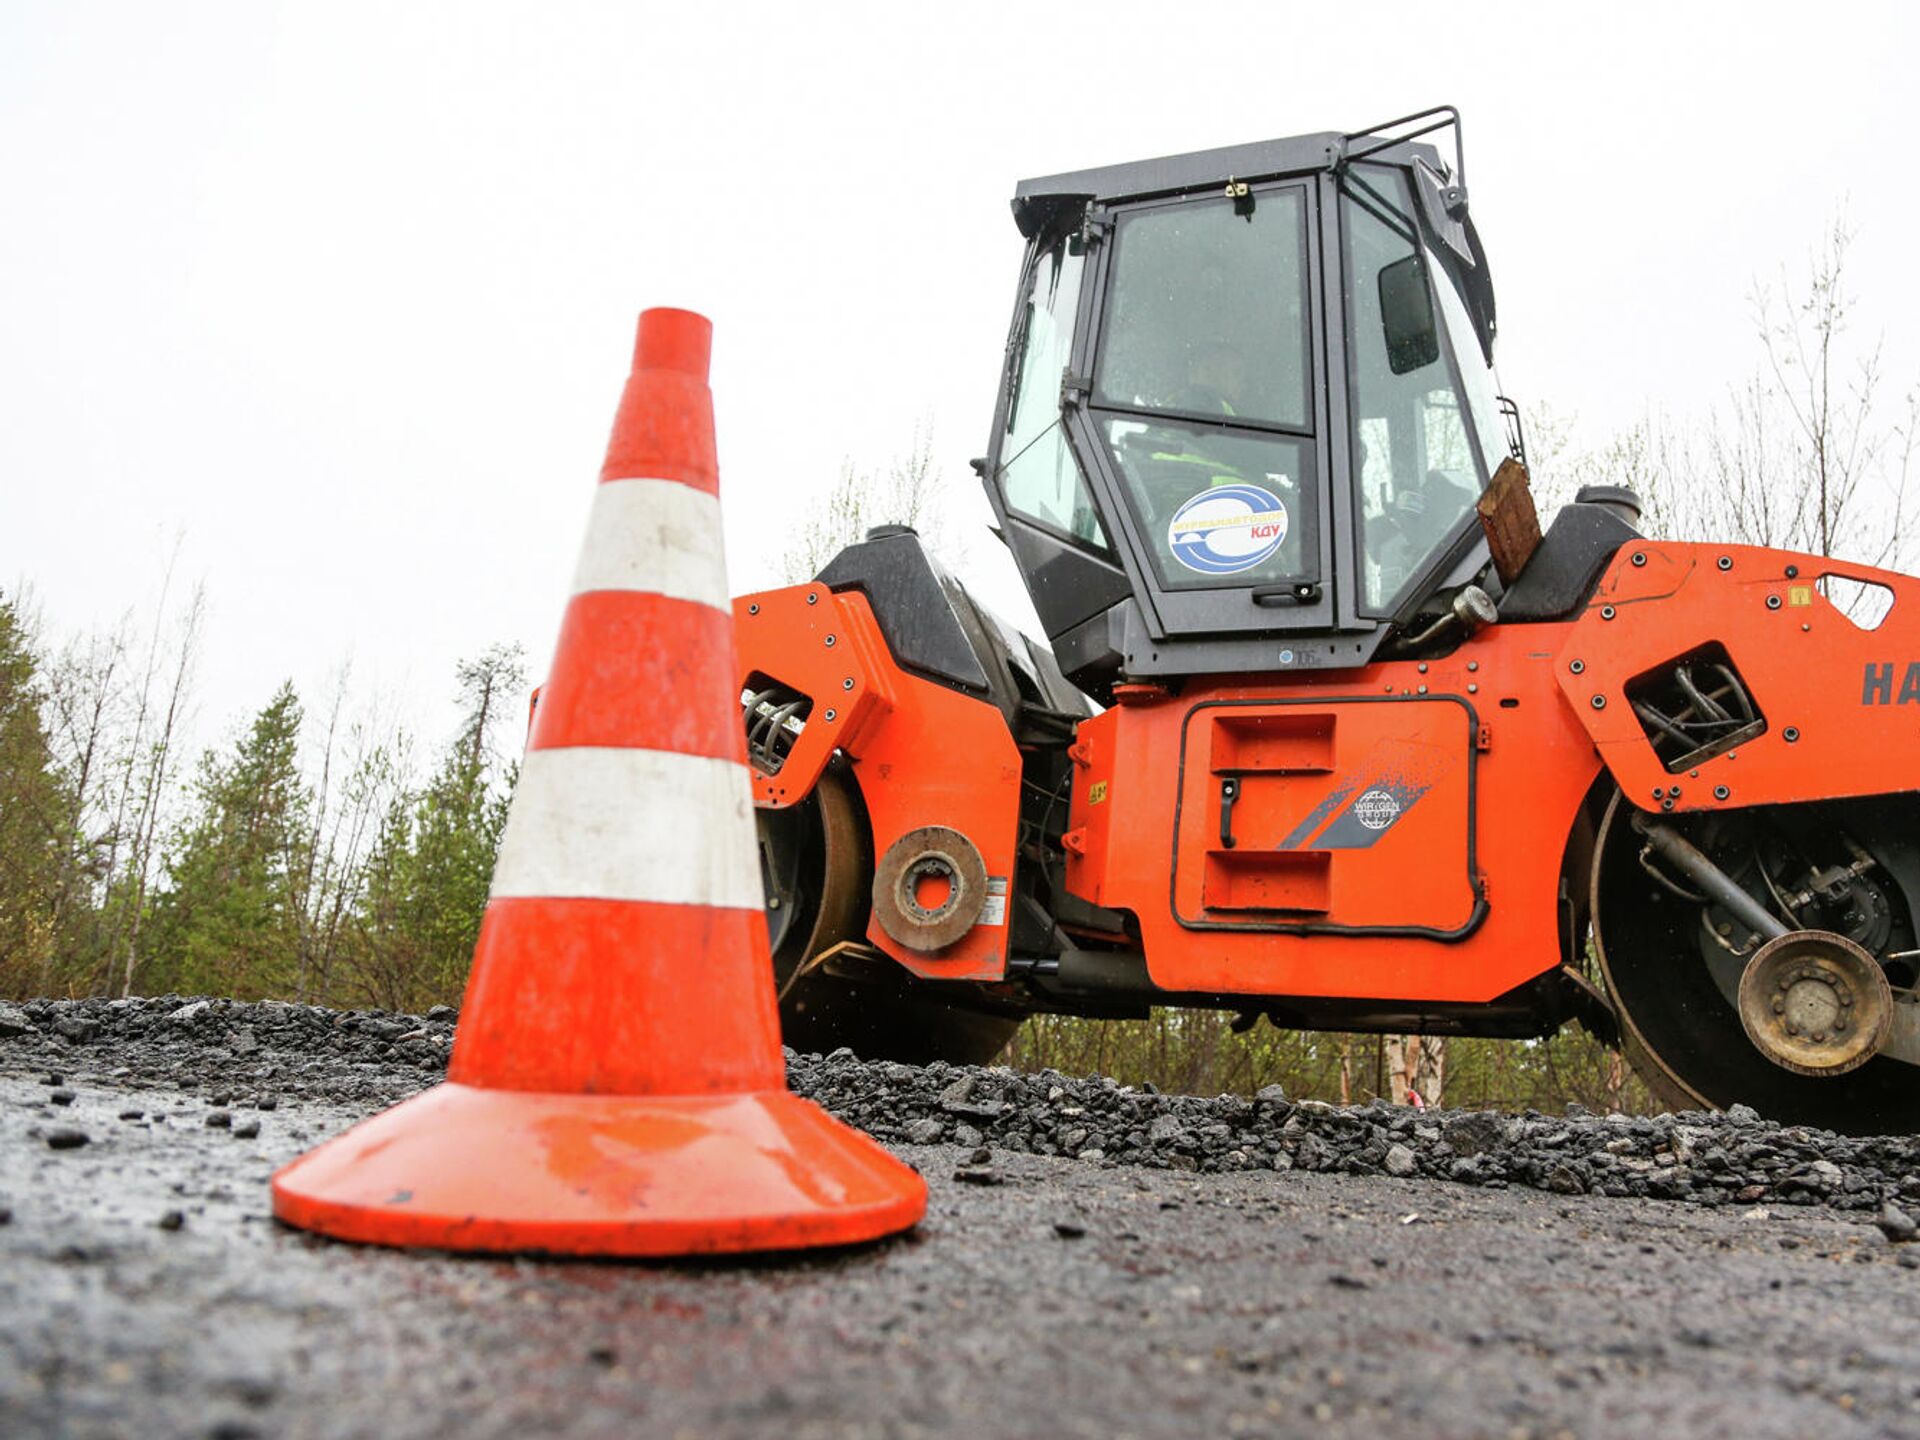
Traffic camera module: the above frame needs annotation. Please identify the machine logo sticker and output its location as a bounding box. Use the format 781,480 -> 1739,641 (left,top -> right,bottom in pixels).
1353,789 -> 1401,830
1276,738 -> 1455,851
1166,483 -> 1288,576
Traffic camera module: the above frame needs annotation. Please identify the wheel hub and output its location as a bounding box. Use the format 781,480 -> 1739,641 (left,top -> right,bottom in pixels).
1736,930 -> 1894,1077
873,825 -> 987,953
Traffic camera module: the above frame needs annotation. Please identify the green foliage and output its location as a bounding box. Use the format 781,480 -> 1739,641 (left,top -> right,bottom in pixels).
0,595 -> 71,995
337,644 -> 523,1012
144,683 -> 309,998
1005,1011 -> 1655,1115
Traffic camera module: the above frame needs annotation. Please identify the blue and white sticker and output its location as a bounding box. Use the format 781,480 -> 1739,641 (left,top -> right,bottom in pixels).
1166,483 -> 1289,576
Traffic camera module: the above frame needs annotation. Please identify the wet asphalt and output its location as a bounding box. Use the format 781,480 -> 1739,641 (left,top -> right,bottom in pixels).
4,1027 -> 1920,1439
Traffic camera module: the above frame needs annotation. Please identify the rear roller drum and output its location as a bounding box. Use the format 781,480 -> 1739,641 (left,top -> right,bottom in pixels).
1591,790 -> 1920,1133
757,766 -> 1021,1067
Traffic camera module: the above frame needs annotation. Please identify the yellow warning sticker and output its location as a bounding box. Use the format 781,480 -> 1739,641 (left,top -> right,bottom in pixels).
1788,584 -> 1814,607
1088,780 -> 1109,805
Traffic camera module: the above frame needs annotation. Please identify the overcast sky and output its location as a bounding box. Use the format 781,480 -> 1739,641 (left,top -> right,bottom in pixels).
4,1 -> 1917,754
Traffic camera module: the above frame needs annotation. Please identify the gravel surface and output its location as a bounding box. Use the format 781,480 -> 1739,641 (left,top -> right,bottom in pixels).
4,996 -> 1919,1214
3,996 -> 1919,1438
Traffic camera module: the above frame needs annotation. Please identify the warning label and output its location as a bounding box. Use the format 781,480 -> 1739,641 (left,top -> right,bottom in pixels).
979,876 -> 1009,928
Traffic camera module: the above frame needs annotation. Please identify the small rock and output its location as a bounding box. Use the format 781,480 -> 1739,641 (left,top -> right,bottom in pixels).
0,1205 -> 13,1225
1443,1111 -> 1504,1158
232,1120 -> 261,1140
588,1345 -> 616,1367
1803,1160 -> 1844,1191
169,999 -> 214,1023
1724,1103 -> 1762,1124
426,1005 -> 457,1023
118,1109 -> 144,1121
1053,1221 -> 1086,1239
904,1118 -> 944,1144
952,1123 -> 983,1148
1545,1165 -> 1585,1195
1255,1082 -> 1289,1106
966,1146 -> 992,1165
1148,1114 -> 1186,1145
205,1111 -> 232,1129
1327,1273 -> 1369,1290
1874,1202 -> 1918,1244
256,1097 -> 278,1112
158,1210 -> 186,1231
953,1166 -> 1000,1186
45,1127 -> 89,1150
0,1002 -> 32,1036
1384,1143 -> 1417,1177
49,1089 -> 75,1107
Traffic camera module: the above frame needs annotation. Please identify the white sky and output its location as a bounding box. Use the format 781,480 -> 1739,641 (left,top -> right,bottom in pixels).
4,0 -> 1917,753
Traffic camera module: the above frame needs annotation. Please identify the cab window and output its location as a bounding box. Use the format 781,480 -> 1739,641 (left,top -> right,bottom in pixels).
998,238 -> 1106,548
1342,166 -> 1487,612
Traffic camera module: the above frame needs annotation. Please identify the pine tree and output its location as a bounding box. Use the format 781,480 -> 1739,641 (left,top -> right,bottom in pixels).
342,645 -> 523,1010
0,595 -> 72,995
147,683 -> 309,998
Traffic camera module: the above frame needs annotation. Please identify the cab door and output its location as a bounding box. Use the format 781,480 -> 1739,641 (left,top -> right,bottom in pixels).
1065,180 -> 1338,637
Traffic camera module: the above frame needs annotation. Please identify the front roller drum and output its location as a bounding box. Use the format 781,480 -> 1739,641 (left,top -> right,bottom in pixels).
1591,789 -> 1920,1133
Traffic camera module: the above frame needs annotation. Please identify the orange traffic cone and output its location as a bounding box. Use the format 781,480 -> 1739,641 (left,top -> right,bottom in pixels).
271,308 -> 927,1255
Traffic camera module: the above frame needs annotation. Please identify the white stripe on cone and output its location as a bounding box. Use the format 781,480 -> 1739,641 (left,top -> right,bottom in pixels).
491,748 -> 763,910
571,478 -> 731,610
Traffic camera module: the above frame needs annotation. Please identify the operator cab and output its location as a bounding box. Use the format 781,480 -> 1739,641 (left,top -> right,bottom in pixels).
980,107 -> 1516,697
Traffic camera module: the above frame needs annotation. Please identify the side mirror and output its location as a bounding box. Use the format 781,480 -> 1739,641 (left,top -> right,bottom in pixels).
1377,255 -> 1439,375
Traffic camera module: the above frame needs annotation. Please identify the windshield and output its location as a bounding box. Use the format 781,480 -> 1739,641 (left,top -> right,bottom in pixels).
1342,164 -> 1496,613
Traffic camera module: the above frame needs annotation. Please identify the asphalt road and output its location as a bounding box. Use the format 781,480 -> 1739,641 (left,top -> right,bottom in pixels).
4,1043 -> 1919,1439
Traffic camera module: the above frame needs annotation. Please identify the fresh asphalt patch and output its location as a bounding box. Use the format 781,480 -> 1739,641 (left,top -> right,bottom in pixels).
2,997 -> 1918,1438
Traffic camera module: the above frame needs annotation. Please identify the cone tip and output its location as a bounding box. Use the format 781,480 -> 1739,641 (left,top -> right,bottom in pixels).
634,308 -> 712,381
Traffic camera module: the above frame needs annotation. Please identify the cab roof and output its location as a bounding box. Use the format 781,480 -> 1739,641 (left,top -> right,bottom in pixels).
1011,129 -> 1444,239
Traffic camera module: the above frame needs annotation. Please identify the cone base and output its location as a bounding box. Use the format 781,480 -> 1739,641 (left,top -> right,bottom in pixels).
270,1082 -> 926,1256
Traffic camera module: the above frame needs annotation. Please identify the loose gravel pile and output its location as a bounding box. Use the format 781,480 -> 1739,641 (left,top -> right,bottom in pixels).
4,995 -> 1917,1224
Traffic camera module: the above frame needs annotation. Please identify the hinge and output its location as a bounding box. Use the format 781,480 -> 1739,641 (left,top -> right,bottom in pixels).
1060,371 -> 1092,410
1476,724 -> 1493,752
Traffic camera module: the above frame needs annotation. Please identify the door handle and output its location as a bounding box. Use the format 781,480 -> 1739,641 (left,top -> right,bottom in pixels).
1219,776 -> 1241,850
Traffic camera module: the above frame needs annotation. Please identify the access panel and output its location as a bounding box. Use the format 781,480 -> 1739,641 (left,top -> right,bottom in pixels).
1171,697 -> 1479,935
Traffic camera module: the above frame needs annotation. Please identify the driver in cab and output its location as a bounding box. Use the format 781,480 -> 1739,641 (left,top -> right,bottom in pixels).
1126,340 -> 1303,582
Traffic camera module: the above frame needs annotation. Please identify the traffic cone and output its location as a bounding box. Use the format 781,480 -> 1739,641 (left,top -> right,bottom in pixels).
271,308 -> 927,1255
